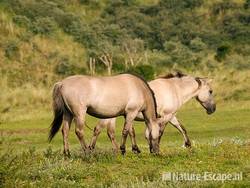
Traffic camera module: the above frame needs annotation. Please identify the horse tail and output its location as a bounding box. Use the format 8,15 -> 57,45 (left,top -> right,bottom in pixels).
48,82 -> 68,142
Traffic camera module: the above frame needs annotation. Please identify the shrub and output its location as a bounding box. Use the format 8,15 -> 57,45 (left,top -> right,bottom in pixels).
55,13 -> 82,34
55,57 -> 86,76
79,0 -> 101,8
128,64 -> 155,81
112,62 -> 126,72
223,14 -> 250,43
244,0 -> 250,9
160,0 -> 203,9
212,1 -> 237,15
31,17 -> 57,35
163,41 -> 177,52
13,15 -> 31,28
215,44 -> 231,62
4,40 -> 20,60
189,37 -> 207,52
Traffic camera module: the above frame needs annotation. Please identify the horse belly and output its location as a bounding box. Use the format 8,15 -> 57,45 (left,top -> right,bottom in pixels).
87,104 -> 124,118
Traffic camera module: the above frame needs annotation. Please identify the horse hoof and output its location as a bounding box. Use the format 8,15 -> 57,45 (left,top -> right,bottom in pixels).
132,145 -> 141,154
120,146 -> 126,155
88,145 -> 94,151
184,141 -> 192,148
63,151 -> 71,158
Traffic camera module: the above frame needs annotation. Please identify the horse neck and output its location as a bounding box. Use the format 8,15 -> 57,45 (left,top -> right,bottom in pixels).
144,95 -> 157,122
177,78 -> 200,105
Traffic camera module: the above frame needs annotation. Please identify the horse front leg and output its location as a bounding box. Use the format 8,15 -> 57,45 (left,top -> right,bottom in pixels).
120,111 -> 138,155
62,112 -> 73,157
169,116 -> 191,148
129,126 -> 141,154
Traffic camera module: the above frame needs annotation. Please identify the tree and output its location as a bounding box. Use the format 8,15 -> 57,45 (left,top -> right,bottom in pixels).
122,38 -> 145,68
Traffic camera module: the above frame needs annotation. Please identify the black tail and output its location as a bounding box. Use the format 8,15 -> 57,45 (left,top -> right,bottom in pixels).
48,82 -> 66,142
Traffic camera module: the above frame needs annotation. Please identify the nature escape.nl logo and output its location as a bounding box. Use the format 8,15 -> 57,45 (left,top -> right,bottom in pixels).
162,172 -> 243,182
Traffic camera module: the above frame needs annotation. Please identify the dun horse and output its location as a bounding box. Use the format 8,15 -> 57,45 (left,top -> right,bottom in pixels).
48,73 -> 160,155
89,72 -> 216,153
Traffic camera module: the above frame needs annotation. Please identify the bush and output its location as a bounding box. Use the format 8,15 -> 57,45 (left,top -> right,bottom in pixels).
215,44 -> 231,62
79,0 -> 101,8
31,17 -> 57,35
128,64 -> 155,81
189,37 -> 207,52
13,15 -> 31,28
55,12 -> 82,34
160,0 -> 203,9
223,14 -> 250,43
244,0 -> 250,9
163,41 -> 178,52
212,1 -> 237,15
112,62 -> 126,72
55,57 -> 86,76
4,40 -> 20,60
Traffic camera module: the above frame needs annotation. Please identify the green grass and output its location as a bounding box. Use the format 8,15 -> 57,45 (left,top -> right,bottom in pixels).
0,103 -> 250,187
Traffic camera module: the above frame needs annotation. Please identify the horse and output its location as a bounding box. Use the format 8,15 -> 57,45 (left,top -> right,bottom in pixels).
48,73 -> 161,155
89,72 -> 216,153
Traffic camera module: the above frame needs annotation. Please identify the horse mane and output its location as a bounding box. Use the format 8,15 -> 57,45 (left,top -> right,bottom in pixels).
160,71 -> 186,79
162,71 -> 202,89
195,77 -> 202,89
124,72 -> 158,118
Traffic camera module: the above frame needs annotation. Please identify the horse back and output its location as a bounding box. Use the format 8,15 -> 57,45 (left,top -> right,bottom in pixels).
59,74 -> 148,117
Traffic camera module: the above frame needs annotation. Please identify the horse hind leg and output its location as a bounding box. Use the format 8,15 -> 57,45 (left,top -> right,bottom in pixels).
170,116 -> 191,148
62,111 -> 73,156
74,108 -> 88,152
89,119 -> 107,150
106,118 -> 119,153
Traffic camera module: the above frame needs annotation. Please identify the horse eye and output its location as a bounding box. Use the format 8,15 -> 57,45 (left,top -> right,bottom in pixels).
209,90 -> 213,94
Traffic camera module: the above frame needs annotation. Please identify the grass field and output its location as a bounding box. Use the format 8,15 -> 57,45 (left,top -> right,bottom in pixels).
0,102 -> 250,187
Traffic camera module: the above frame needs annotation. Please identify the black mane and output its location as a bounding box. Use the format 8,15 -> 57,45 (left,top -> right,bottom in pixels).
161,71 -> 186,79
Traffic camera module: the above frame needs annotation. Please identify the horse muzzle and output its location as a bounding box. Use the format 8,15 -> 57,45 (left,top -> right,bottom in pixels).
150,138 -> 160,154
206,104 -> 216,115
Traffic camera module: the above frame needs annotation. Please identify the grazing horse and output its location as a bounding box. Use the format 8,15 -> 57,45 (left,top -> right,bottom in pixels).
48,73 -> 160,155
89,72 -> 216,153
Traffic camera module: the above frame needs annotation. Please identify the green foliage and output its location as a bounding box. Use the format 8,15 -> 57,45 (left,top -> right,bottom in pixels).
212,1 -> 238,15
13,15 -> 31,28
31,17 -> 57,35
189,37 -> 207,52
163,40 -> 202,68
4,40 -> 20,60
112,62 -> 126,72
222,13 -> 250,43
0,0 -> 250,107
79,0 -> 101,8
215,43 -> 231,62
128,64 -> 155,81
163,41 -> 175,52
244,0 -> 250,9
55,57 -> 86,76
159,0 -> 203,9
6,0 -> 250,66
